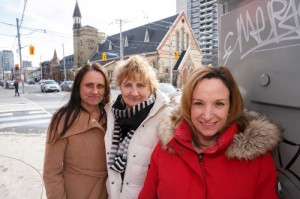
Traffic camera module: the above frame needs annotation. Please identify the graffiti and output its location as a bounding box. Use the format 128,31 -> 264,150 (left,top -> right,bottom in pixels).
222,0 -> 300,64
277,138 -> 300,196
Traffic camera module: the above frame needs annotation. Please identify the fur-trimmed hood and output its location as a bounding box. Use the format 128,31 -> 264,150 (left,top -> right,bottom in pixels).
157,108 -> 282,160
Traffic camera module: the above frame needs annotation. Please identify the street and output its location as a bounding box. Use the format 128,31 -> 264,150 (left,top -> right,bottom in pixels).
0,83 -> 120,199
0,83 -> 120,133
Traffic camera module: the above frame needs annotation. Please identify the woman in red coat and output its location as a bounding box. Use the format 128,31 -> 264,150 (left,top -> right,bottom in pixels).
139,66 -> 282,199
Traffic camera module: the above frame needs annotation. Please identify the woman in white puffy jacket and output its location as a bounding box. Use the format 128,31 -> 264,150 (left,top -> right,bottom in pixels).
104,55 -> 172,199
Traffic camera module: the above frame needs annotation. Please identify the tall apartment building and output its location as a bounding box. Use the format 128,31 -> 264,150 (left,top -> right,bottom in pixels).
176,0 -> 218,66
1,50 -> 14,71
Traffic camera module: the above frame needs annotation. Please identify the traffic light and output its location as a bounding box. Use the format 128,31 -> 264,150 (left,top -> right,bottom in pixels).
29,45 -> 35,55
174,51 -> 179,59
102,52 -> 107,61
15,64 -> 19,70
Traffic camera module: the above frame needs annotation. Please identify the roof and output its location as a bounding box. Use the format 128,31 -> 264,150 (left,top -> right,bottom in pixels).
59,54 -> 74,70
90,14 -> 179,62
72,1 -> 81,18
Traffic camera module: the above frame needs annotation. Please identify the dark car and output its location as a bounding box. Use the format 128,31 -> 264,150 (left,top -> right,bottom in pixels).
0,80 -> 5,87
60,80 -> 73,91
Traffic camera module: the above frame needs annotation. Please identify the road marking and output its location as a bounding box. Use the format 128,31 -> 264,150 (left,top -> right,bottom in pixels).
0,119 -> 51,128
0,113 -> 13,117
28,110 -> 45,114
0,106 -> 41,113
0,114 -> 51,122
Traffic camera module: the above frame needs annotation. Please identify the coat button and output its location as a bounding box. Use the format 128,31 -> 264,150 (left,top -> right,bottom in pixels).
111,181 -> 114,184
180,150 -> 184,154
170,143 -> 175,147
133,155 -> 136,157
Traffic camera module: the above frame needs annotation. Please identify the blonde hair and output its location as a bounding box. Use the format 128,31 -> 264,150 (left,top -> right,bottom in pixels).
114,55 -> 158,93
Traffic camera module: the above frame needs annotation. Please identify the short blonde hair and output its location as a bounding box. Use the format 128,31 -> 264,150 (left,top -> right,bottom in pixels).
114,55 -> 158,93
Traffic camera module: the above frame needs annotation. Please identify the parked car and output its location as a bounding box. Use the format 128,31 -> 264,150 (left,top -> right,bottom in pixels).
5,80 -> 15,89
158,83 -> 178,97
26,79 -> 35,84
41,80 -> 61,92
60,80 -> 73,91
0,80 -> 5,87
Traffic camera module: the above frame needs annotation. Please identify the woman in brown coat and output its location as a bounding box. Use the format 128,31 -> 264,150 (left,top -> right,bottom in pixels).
43,63 -> 110,199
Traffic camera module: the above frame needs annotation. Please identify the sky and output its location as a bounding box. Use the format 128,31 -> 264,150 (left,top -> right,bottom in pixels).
0,0 -> 176,67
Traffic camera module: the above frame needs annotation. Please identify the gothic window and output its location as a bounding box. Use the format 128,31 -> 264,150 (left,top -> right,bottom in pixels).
80,40 -> 83,46
176,31 -> 179,51
186,33 -> 189,49
181,29 -> 185,51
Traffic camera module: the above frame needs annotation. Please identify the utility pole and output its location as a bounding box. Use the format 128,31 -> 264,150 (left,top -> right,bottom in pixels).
62,44 -> 66,81
169,41 -> 173,85
40,55 -> 42,80
1,56 -> 4,80
16,18 -> 24,93
119,19 -> 124,60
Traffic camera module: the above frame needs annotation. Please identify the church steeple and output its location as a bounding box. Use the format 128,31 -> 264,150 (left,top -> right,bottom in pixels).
53,49 -> 58,59
73,1 -> 82,29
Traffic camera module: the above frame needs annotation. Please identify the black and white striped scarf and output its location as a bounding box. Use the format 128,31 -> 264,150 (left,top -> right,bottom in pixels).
108,94 -> 156,173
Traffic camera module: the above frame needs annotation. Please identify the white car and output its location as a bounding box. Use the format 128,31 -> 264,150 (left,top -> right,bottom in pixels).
41,80 -> 61,92
158,83 -> 177,97
158,83 -> 181,104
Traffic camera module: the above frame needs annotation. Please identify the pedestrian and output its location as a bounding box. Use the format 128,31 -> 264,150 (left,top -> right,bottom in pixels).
43,63 -> 111,199
14,79 -> 19,96
105,55 -> 172,198
139,66 -> 282,199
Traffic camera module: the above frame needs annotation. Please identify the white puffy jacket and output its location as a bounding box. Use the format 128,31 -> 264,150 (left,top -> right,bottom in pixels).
104,90 -> 172,199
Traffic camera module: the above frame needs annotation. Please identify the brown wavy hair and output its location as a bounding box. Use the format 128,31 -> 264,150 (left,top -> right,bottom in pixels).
47,63 -> 111,142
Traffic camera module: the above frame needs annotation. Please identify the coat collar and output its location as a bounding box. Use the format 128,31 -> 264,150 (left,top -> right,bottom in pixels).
57,110 -> 105,138
157,108 -> 282,160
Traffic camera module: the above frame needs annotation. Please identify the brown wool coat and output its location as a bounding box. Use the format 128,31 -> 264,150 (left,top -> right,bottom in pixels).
43,110 -> 108,199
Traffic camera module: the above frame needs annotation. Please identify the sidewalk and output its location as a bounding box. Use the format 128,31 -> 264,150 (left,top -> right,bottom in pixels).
0,132 -> 46,199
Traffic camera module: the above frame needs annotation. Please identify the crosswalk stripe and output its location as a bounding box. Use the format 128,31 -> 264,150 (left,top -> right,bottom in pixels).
0,114 -> 51,122
0,106 -> 41,113
0,119 -> 51,128
0,113 -> 13,117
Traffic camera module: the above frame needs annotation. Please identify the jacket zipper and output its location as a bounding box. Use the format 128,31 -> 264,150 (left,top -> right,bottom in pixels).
199,154 -> 206,197
198,154 -> 206,178
120,182 -> 123,193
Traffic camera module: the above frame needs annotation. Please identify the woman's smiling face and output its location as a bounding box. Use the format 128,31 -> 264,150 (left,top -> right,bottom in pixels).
191,78 -> 230,143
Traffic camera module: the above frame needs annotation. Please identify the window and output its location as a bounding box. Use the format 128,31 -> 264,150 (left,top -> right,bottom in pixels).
176,31 -> 179,51
186,33 -> 189,49
181,29 -> 185,51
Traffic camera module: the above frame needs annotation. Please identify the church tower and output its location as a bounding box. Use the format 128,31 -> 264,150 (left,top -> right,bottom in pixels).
72,1 -> 100,69
73,1 -> 82,69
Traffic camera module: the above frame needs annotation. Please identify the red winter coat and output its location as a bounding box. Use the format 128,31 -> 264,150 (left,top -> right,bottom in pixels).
139,111 -> 282,199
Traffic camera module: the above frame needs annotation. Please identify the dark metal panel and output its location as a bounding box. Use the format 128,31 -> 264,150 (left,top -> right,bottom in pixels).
218,0 -> 300,197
